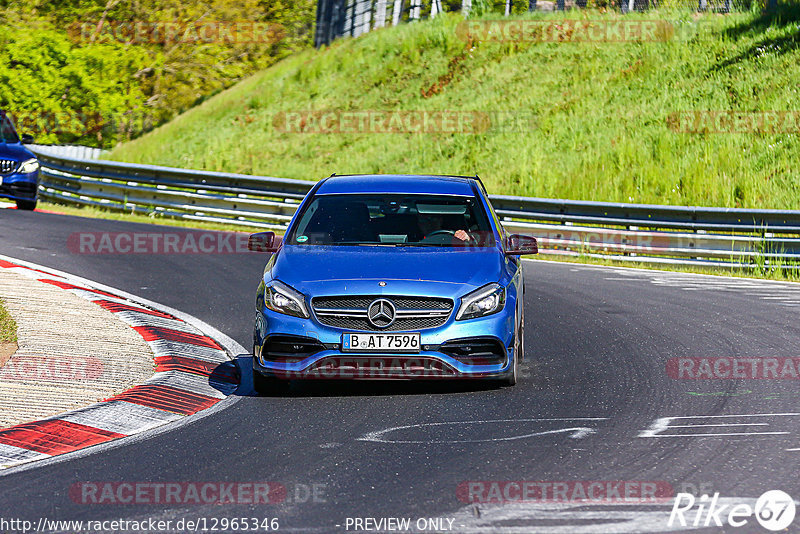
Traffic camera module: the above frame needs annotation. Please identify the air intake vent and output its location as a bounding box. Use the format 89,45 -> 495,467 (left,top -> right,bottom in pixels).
260,335 -> 325,363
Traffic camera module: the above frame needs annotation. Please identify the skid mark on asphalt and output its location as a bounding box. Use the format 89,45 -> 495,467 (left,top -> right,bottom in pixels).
603,269 -> 800,306
358,418 -> 607,444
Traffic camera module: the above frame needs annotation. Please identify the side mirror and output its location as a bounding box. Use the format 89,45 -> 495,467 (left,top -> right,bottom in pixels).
21,134 -> 34,144
248,231 -> 279,253
505,234 -> 538,255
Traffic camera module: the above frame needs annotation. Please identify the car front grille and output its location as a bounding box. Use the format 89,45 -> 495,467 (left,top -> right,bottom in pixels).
0,160 -> 17,175
312,295 -> 453,332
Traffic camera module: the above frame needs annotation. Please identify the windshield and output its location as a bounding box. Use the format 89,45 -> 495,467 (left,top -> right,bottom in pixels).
287,193 -> 496,247
0,113 -> 20,143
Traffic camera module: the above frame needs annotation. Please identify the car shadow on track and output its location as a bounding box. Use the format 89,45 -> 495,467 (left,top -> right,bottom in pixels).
232,355 -> 504,397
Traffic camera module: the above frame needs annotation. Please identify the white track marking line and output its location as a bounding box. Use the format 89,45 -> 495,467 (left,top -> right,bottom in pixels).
639,413 -> 800,438
666,423 -> 769,428
651,432 -> 790,437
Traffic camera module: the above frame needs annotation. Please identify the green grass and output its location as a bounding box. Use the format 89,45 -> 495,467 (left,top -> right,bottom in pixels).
108,4 -> 800,209
0,299 -> 17,345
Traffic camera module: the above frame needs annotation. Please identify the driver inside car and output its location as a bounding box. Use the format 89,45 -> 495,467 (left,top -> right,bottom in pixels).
418,212 -> 472,243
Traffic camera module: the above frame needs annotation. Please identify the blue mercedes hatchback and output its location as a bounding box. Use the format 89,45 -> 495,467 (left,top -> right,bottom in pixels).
249,174 -> 537,392
0,111 -> 40,210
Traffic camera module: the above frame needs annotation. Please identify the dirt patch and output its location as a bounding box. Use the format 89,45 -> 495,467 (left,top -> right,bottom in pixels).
421,40 -> 475,99
0,341 -> 17,367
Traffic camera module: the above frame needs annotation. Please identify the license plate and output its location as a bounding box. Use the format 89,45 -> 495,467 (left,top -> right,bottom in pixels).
342,332 -> 421,352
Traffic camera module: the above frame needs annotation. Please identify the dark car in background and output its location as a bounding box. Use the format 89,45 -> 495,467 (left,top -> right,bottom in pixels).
0,110 -> 40,210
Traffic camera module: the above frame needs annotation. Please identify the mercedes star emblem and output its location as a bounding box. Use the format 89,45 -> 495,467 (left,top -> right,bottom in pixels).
367,298 -> 396,328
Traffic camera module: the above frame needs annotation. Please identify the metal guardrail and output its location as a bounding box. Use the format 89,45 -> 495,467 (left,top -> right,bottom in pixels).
27,144 -> 105,161
30,148 -> 800,269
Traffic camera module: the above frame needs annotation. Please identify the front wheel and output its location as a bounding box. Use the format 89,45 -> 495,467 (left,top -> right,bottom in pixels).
15,198 -> 37,211
500,353 -> 518,387
498,310 -> 524,387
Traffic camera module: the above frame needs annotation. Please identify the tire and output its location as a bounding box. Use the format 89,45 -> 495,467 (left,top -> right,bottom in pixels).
517,307 -> 525,362
252,369 -> 290,396
502,353 -> 518,387
498,312 -> 522,387
15,198 -> 37,211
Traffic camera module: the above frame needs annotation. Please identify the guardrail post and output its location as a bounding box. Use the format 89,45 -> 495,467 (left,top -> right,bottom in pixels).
375,0 -> 388,27
394,0 -> 405,23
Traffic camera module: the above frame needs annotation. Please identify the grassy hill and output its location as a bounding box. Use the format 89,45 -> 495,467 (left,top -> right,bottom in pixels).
109,4 -> 800,209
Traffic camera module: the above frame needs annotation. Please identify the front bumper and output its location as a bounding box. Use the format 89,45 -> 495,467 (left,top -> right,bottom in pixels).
253,306 -> 516,380
0,170 -> 39,202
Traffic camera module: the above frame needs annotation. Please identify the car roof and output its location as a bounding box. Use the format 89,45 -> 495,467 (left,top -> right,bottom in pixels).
315,174 -> 479,196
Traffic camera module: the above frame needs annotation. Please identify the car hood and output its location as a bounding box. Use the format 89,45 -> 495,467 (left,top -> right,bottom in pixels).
0,142 -> 35,162
269,245 -> 508,298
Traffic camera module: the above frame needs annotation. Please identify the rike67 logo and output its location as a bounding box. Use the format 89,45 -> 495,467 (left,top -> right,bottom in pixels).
669,490 -> 796,531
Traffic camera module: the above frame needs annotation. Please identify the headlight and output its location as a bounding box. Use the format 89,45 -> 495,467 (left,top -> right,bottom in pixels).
264,280 -> 309,318
456,283 -> 506,321
18,158 -> 39,174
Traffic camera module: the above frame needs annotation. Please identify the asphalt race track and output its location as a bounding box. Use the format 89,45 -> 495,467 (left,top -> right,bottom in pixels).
2,208 -> 800,533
